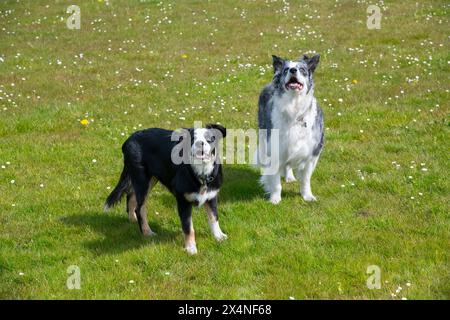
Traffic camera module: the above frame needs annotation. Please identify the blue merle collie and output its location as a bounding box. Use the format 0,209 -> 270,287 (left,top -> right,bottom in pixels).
257,54 -> 324,204
104,124 -> 227,255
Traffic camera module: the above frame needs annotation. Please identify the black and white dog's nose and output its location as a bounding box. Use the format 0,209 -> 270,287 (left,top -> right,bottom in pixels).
195,141 -> 204,148
289,68 -> 297,74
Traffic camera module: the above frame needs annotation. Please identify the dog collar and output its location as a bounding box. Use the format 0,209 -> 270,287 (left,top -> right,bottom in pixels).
197,163 -> 219,186
296,115 -> 307,127
199,175 -> 214,185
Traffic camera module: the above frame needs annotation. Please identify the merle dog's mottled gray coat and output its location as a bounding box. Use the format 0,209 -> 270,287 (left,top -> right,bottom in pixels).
258,55 -> 324,156
256,54 -> 324,204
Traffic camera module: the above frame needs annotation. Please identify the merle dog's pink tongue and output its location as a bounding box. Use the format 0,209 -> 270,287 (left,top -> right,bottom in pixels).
288,82 -> 302,90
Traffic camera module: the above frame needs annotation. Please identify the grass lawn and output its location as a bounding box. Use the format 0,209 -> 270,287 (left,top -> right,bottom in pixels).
0,0 -> 448,299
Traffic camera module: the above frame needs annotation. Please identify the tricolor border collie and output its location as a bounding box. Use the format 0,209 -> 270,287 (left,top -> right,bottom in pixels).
105,124 -> 227,255
257,54 -> 324,204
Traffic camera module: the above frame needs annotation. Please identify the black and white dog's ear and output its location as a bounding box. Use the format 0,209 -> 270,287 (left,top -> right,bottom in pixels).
187,128 -> 195,140
272,55 -> 284,74
206,123 -> 226,139
175,128 -> 193,142
304,54 -> 320,73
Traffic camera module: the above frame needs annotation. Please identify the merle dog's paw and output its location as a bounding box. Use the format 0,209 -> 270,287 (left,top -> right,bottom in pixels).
285,175 -> 297,183
269,194 -> 282,205
302,193 -> 317,202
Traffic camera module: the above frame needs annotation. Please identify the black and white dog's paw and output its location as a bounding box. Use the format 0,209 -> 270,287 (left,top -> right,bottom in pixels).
142,226 -> 157,237
214,231 -> 228,242
128,211 -> 138,222
185,243 -> 198,255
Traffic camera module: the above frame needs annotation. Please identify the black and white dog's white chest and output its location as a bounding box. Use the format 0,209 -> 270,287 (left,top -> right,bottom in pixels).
184,188 -> 219,206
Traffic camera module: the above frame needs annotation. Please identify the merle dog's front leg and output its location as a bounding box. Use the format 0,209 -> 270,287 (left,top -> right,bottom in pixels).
177,198 -> 196,254
297,156 -> 319,202
204,197 -> 227,242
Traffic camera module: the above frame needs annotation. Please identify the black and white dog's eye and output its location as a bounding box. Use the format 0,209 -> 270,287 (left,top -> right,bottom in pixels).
207,136 -> 216,143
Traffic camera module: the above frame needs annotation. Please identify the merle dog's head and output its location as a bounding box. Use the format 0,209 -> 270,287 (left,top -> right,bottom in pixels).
188,124 -> 226,165
272,54 -> 320,96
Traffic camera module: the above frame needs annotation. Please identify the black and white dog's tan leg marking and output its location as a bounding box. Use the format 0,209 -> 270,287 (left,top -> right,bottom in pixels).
204,198 -> 227,242
177,198 -> 196,254
297,156 -> 319,202
126,193 -> 137,222
141,177 -> 158,234
129,165 -> 157,236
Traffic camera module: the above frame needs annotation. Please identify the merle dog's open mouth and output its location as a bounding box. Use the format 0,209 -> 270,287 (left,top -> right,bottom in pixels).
286,77 -> 304,91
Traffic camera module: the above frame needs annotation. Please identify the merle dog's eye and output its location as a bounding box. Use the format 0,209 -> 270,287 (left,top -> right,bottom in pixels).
300,68 -> 307,75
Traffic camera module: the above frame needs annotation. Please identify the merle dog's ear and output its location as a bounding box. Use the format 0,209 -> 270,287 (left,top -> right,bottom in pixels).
304,54 -> 320,73
206,123 -> 226,139
272,55 -> 284,73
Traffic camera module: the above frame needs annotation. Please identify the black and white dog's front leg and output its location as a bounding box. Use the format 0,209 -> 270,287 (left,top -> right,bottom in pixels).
176,198 -> 197,254
204,197 -> 227,242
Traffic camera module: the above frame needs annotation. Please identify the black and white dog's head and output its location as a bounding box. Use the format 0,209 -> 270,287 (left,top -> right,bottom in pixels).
188,124 -> 226,164
185,124 -> 226,178
173,124 -> 226,171
272,54 -> 320,96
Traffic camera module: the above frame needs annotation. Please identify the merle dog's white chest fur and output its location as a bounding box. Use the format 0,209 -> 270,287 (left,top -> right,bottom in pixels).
271,93 -> 318,167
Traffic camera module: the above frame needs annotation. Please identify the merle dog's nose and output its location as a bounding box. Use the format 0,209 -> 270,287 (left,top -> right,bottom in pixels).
289,68 -> 297,74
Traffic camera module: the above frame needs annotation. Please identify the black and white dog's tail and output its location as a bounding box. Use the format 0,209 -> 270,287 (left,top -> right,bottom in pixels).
104,165 -> 131,211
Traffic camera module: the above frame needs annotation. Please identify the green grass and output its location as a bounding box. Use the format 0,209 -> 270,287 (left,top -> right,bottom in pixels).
0,0 -> 449,299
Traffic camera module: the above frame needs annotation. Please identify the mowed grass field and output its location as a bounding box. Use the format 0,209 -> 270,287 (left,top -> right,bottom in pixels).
0,0 -> 449,299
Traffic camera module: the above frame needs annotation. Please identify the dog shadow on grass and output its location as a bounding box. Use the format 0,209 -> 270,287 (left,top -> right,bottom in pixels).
219,165 -> 263,203
221,165 -> 309,202
219,165 -> 305,203
61,166 -> 262,254
61,212 -> 179,255
155,165 -> 263,204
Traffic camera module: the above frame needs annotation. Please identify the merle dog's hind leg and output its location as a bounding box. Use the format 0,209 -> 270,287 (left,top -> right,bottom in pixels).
284,166 -> 297,183
297,156 -> 319,202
